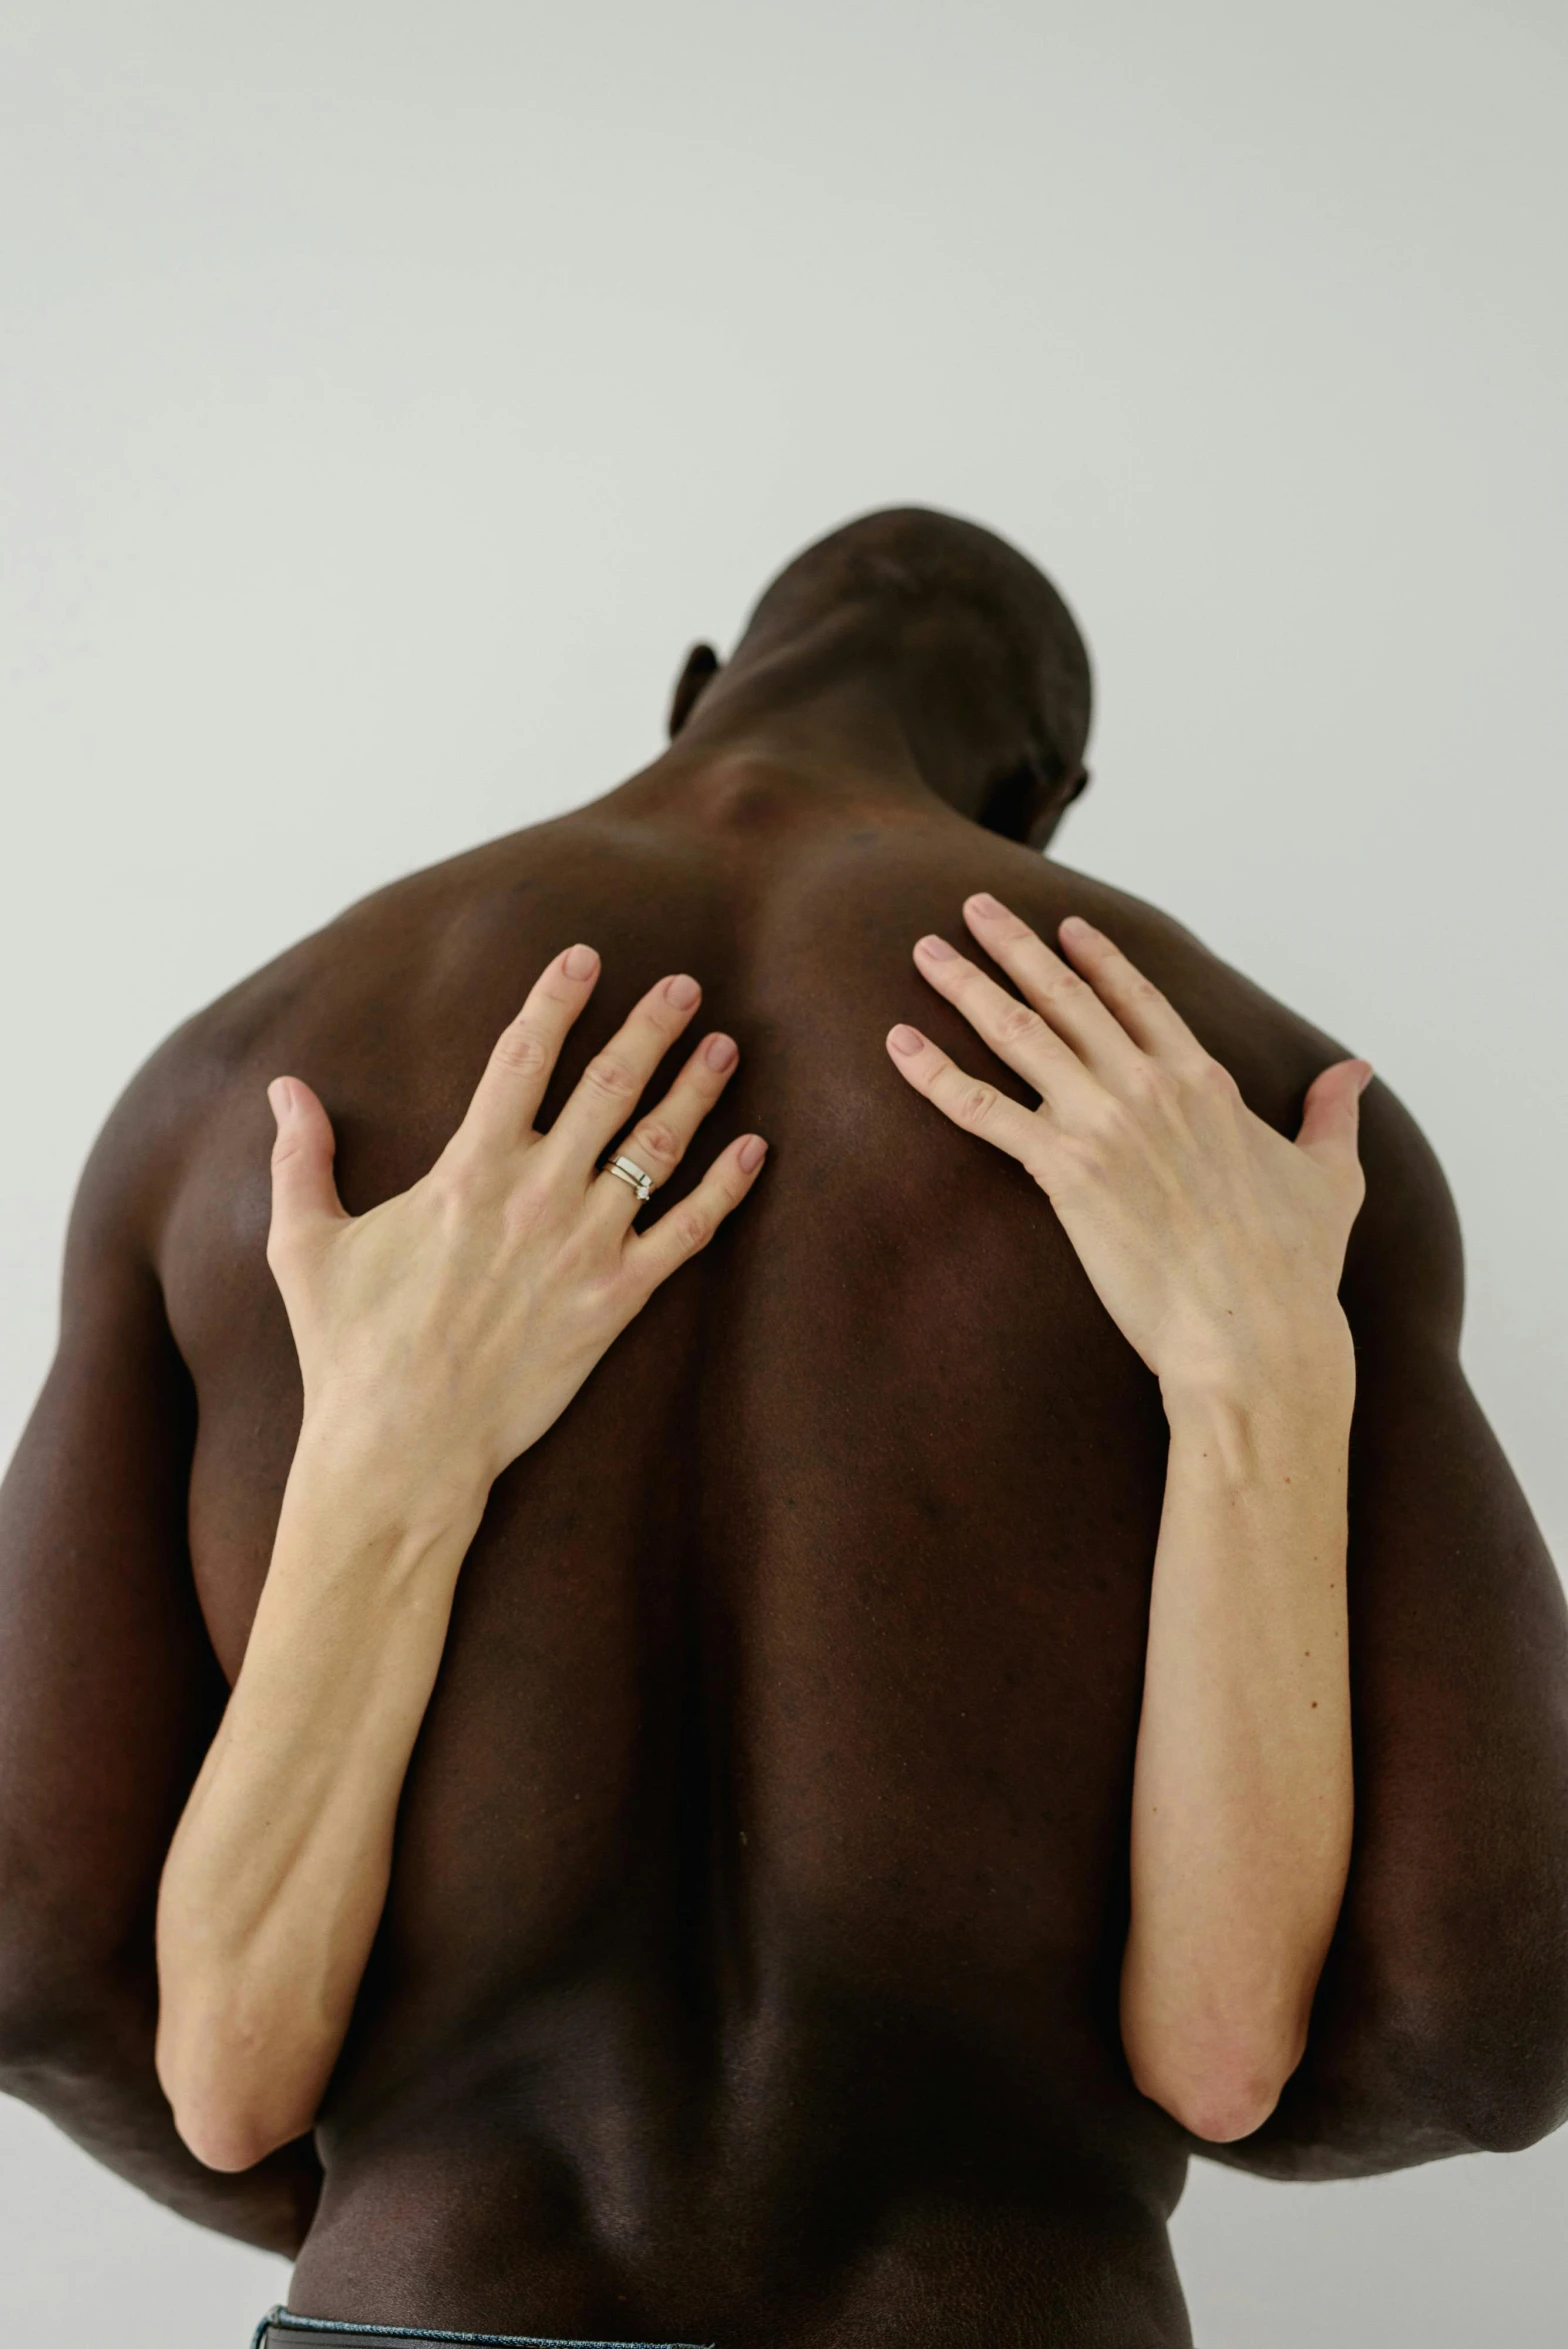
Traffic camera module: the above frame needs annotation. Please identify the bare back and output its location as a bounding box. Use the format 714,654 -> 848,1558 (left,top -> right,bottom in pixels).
10,751 -> 1565,2349
150,767 -> 1357,2343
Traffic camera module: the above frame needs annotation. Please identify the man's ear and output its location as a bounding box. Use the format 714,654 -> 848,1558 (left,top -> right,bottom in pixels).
1025,764 -> 1091,852
668,643 -> 721,738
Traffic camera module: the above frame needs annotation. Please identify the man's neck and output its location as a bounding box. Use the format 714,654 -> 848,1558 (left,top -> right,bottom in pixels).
611,635 -> 989,833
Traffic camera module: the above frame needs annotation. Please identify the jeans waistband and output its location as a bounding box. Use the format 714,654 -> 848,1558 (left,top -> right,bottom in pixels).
252,2308 -> 714,2349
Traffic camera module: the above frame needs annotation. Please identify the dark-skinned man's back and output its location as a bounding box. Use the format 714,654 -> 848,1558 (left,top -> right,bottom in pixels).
3,513 -> 1567,2349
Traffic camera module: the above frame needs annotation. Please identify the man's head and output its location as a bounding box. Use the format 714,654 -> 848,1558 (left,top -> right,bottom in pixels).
668,508 -> 1093,849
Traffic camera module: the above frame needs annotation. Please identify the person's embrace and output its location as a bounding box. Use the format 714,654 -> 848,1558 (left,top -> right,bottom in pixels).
2,508 -> 1565,2349
155,951 -> 767,2169
887,894 -> 1370,2141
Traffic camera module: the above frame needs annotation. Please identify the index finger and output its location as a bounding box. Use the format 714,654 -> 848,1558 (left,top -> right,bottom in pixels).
456,943 -> 602,1152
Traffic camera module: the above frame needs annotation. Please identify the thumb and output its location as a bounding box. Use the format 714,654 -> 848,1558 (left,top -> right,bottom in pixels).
1295,1057 -> 1373,1177
266,1076 -> 346,1259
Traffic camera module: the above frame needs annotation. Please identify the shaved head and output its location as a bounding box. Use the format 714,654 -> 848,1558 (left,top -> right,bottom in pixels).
736,506 -> 1093,788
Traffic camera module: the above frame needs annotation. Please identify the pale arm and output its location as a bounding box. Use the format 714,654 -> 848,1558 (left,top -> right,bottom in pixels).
153,1443 -> 483,2171
0,1087 -> 321,2252
886,891 -> 1371,2142
155,946 -> 766,2170
1121,1356 -> 1354,2140
1201,1088 -> 1568,2177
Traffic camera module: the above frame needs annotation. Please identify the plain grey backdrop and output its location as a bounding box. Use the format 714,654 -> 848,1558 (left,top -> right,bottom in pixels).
2,2 -> 1564,2342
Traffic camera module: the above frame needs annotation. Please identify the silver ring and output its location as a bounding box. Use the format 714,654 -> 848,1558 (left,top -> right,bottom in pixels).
603,1152 -> 654,1204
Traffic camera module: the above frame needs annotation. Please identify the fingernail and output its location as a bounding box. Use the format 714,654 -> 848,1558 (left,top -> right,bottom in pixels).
704,1032 -> 738,1071
564,944 -> 598,980
1060,914 -> 1093,939
738,1134 -> 767,1172
665,972 -> 700,1009
1355,1060 -> 1374,1095
888,1024 -> 924,1056
267,1078 -> 293,1117
967,892 -> 1005,918
917,934 -> 957,960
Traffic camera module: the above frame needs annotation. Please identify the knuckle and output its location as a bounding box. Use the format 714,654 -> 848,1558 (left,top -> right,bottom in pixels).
632,1117 -> 681,1167
1052,1131 -> 1100,1188
492,1024 -> 550,1078
584,1052 -> 638,1101
670,1205 -> 712,1254
434,1145 -> 484,1202
1127,1058 -> 1177,1109
269,1126 -> 314,1172
1080,1097 -> 1131,1159
1186,1053 -> 1239,1102
995,1000 -> 1042,1048
955,1080 -> 998,1129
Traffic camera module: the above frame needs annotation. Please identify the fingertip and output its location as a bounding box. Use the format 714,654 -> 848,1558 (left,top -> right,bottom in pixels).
267,1077 -> 295,1120
1059,914 -> 1095,943
702,1031 -> 738,1073
737,1133 -> 768,1174
563,943 -> 599,982
888,1024 -> 925,1058
1317,1057 -> 1371,1104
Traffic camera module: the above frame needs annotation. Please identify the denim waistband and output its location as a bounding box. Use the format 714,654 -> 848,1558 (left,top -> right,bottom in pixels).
252,2308 -> 714,2349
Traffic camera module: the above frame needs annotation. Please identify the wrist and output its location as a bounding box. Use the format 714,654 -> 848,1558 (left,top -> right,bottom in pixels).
289,1405 -> 492,1545
1158,1306 -> 1356,1427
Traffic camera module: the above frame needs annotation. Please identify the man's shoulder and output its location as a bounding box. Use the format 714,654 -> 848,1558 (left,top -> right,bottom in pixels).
1036,859 -> 1464,1342
1032,859 -> 1341,1108
75,816 -> 593,1246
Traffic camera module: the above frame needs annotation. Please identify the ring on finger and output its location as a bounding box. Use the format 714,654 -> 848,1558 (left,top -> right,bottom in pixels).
601,1151 -> 656,1204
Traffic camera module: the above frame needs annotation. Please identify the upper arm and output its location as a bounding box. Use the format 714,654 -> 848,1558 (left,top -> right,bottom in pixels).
1209,1077 -> 1568,2174
0,1084 -> 226,2044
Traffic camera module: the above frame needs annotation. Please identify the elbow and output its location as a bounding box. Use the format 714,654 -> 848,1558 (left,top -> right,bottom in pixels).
1123,1992 -> 1308,2145
1172,2080 -> 1284,2145
168,2098 -> 297,2174
160,2056 -> 315,2174
1130,2043 -> 1291,2144
155,2002 -> 317,2175
154,1905 -> 327,2171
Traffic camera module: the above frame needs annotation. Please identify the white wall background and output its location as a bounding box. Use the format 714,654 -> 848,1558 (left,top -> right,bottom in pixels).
1,3 -> 1564,2342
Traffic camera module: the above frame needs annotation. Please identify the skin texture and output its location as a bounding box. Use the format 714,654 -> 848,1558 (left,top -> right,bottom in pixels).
2,510 -> 1568,2348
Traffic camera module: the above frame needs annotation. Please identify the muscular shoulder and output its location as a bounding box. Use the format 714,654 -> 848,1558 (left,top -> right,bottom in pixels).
1037,857 -> 1465,1353
69,818 -> 587,1264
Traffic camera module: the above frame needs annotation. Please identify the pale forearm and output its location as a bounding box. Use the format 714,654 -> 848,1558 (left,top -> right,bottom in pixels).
889,901 -> 1371,2138
1120,1333 -> 1356,2142
155,1422 -> 485,2170
154,951 -> 761,2173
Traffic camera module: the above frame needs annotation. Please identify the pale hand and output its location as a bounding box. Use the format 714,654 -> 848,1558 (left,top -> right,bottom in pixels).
886,895 -> 1370,1394
266,945 -> 766,1494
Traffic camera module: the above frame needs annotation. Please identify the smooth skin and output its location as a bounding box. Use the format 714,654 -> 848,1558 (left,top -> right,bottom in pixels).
888,893 -> 1369,2137
155,951 -> 766,2168
157,884 -> 1365,2168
